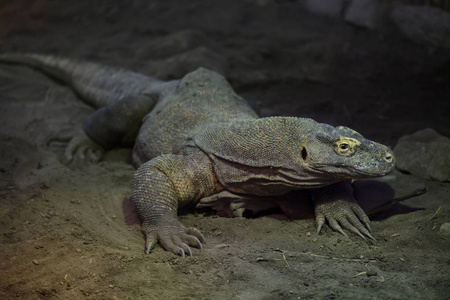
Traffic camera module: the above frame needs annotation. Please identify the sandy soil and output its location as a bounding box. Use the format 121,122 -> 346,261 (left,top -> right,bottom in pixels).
0,0 -> 449,299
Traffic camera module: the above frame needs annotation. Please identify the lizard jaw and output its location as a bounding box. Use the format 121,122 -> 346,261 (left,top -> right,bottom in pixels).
313,161 -> 395,179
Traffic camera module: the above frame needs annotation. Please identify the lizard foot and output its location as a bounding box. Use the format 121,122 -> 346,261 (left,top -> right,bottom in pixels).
65,130 -> 104,163
314,197 -> 375,241
142,216 -> 204,257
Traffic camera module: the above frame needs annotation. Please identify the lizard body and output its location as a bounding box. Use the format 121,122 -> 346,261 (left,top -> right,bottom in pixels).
0,53 -> 395,256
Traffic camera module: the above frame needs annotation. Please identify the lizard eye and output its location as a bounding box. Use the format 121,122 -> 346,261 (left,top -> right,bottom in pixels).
334,137 -> 360,156
339,143 -> 349,151
336,142 -> 353,155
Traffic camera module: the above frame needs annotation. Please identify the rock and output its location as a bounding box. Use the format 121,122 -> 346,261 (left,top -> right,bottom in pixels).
141,46 -> 229,80
304,0 -> 344,17
344,0 -> 379,29
394,128 -> 450,182
391,5 -> 450,49
440,223 -> 450,235
245,0 -> 276,5
135,30 -> 209,60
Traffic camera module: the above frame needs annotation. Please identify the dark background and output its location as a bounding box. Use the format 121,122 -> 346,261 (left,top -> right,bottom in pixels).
0,1 -> 449,299
1,0 -> 449,146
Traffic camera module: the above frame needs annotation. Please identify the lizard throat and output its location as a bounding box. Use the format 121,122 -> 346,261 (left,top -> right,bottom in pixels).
210,156 -> 340,196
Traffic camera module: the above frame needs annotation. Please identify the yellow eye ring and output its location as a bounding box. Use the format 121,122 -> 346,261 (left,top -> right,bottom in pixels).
334,137 -> 360,156
339,143 -> 350,152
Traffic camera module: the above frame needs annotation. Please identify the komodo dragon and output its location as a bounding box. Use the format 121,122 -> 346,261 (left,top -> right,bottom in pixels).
0,53 -> 395,257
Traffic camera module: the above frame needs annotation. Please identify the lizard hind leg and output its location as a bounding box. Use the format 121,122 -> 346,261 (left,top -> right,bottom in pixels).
65,94 -> 158,164
65,129 -> 105,163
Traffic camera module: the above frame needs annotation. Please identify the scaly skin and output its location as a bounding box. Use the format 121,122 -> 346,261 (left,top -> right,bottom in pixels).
0,53 -> 167,108
0,54 -> 396,257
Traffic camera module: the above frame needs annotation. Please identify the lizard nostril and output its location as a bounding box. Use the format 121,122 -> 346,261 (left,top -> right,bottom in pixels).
384,153 -> 393,163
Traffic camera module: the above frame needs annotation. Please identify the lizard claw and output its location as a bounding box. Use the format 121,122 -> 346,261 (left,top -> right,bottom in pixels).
144,232 -> 157,255
364,220 -> 372,233
142,219 -> 204,257
315,212 -> 325,234
314,198 -> 374,241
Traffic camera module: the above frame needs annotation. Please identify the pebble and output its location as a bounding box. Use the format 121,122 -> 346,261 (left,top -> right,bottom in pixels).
439,223 -> 450,235
33,259 -> 39,265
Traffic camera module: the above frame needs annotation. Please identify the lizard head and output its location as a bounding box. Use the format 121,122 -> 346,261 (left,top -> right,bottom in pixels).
304,124 -> 395,179
193,117 -> 395,193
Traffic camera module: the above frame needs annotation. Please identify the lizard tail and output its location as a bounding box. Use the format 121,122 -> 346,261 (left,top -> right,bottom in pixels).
0,53 -> 165,108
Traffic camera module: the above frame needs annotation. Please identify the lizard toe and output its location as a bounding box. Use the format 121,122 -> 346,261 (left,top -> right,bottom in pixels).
312,181 -> 378,241
76,145 -> 88,161
172,236 -> 192,257
144,232 -> 158,254
185,227 -> 205,243
336,217 -> 366,241
314,198 -> 375,240
141,219 -> 204,257
159,235 -> 188,258
315,212 -> 326,234
180,233 -> 203,251
350,203 -> 372,233
347,204 -> 375,240
65,130 -> 104,163
365,221 -> 372,234
86,148 -> 102,162
327,218 -> 348,237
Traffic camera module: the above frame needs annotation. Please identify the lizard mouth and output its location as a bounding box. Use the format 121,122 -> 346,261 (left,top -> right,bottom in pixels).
314,163 -> 395,178
351,167 -> 393,177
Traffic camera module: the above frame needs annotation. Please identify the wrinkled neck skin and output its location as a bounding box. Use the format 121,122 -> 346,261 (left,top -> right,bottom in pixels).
194,117 -> 396,197
209,156 -> 344,196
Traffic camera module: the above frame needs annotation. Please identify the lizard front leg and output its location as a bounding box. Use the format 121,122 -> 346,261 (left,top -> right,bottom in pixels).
132,151 -> 220,257
311,180 -> 375,240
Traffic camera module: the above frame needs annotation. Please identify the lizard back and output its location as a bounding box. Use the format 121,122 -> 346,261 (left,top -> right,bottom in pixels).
132,68 -> 258,165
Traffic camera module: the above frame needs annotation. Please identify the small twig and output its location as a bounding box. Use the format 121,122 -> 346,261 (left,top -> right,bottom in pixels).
309,253 -> 377,263
354,271 -> 367,277
429,207 -> 442,221
256,257 -> 270,262
273,249 -> 290,268
281,251 -> 290,268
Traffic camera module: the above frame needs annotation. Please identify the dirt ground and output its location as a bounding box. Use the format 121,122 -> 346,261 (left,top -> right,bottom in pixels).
0,0 -> 449,299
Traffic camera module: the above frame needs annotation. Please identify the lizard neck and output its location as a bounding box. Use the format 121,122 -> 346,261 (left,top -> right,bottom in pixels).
208,154 -> 342,196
